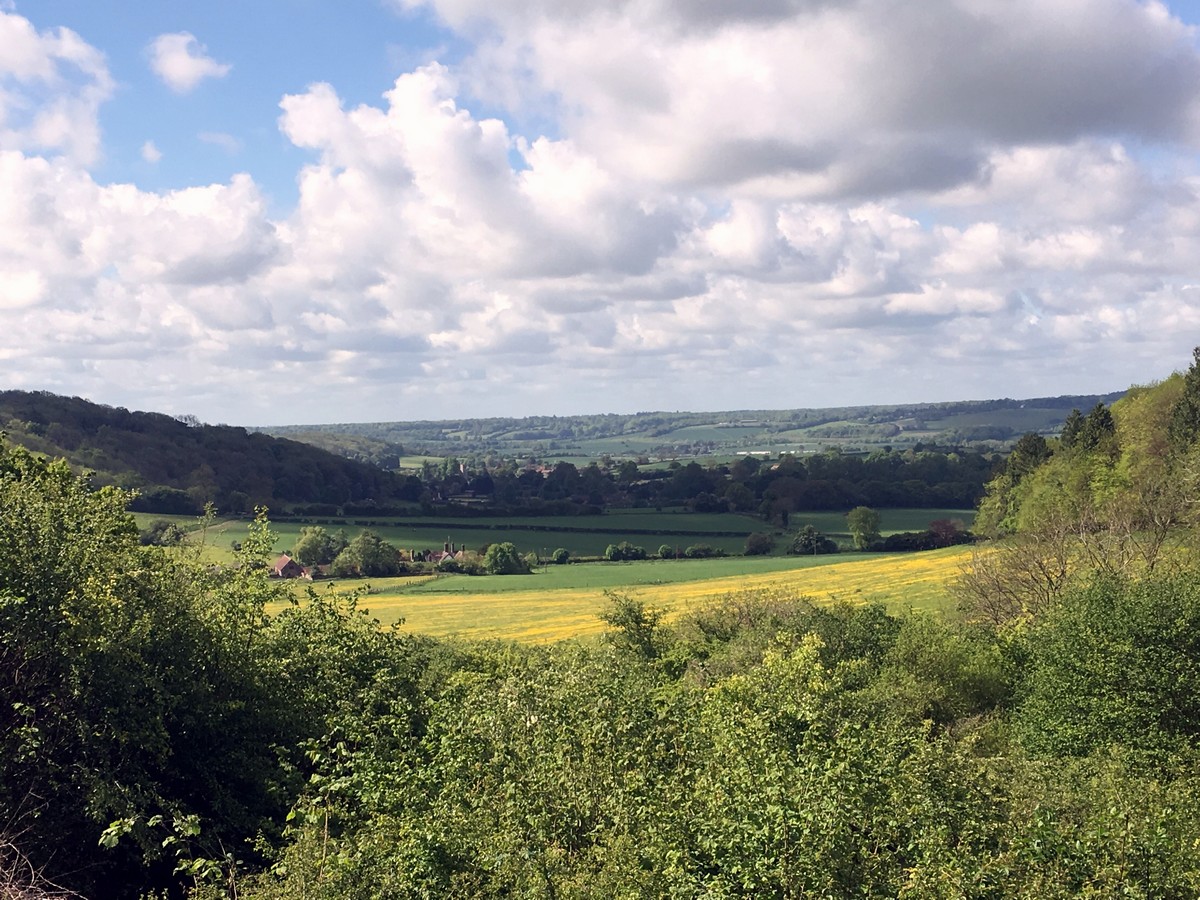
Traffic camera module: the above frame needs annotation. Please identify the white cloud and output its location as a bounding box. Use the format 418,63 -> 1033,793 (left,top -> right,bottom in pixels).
5,3 -> 1200,422
0,11 -> 114,165
411,0 -> 1200,200
147,32 -> 232,94
141,140 -> 161,163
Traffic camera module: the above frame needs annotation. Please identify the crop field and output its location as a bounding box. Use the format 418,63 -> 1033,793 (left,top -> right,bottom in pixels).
279,545 -> 976,643
135,507 -> 974,565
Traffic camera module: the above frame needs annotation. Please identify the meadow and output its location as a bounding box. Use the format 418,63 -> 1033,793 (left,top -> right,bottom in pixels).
280,545 -> 975,643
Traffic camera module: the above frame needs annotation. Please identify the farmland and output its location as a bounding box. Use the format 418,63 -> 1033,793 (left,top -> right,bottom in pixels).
264,393 -> 1123,462
269,544 -> 975,642
142,506 -> 975,564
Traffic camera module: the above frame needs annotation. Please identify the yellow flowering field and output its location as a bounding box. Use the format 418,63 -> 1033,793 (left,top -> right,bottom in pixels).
290,545 -> 975,643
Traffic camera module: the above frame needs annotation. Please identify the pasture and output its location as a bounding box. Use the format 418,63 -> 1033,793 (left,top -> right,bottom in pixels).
280,545 -> 975,643
137,507 -> 975,564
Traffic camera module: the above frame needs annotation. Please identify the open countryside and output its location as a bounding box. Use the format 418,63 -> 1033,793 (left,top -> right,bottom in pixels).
158,506 -> 975,566
10,356 -> 1200,898
294,545 -> 976,642
10,2 -> 1200,896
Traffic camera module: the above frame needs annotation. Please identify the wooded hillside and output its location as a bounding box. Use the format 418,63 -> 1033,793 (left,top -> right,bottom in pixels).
0,390 -> 410,514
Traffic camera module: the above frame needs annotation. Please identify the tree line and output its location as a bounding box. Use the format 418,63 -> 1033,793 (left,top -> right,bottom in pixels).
382,446 -> 995,518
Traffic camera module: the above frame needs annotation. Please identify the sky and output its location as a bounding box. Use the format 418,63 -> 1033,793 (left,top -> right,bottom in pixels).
5,1 -> 1200,425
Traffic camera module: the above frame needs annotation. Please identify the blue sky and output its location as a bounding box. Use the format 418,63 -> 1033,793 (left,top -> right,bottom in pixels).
5,0 -> 1200,424
20,1 -> 469,210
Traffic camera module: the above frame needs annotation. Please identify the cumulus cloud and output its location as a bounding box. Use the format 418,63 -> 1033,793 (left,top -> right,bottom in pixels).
4,2 -> 1200,422
408,0 -> 1200,200
147,32 -> 231,93
0,11 -> 114,165
278,64 -> 683,282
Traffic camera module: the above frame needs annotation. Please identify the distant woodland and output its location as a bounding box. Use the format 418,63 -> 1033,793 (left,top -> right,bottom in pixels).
0,390 -> 1121,518
265,393 -> 1124,459
0,391 -> 411,514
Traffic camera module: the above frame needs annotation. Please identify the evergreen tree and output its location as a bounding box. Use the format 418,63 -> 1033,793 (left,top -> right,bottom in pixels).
1059,407 -> 1084,449
1168,345 -> 1200,452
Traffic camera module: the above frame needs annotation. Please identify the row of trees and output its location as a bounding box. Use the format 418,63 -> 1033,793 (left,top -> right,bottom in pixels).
411,446 -> 995,518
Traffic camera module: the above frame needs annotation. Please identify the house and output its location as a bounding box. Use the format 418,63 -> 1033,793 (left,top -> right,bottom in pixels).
271,554 -> 309,579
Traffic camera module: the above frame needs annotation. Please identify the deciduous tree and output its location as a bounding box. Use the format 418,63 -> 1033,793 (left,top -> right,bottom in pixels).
846,506 -> 882,550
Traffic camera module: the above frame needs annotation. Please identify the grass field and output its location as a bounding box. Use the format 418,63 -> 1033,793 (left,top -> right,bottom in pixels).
136,507 -> 974,566
278,545 -> 974,643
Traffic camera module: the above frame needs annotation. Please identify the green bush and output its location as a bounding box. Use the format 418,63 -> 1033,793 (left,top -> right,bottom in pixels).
1017,573 -> 1200,757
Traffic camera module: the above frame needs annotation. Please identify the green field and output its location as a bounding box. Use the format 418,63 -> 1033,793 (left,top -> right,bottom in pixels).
138,507 -> 974,564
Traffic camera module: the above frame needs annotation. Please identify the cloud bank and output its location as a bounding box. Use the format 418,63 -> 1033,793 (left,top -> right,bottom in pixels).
2,3 -> 1200,423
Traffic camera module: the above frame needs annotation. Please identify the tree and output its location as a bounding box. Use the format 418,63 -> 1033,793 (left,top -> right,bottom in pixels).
139,518 -> 185,546
1077,402 -> 1117,454
550,548 -> 570,565
292,525 -> 347,566
846,506 -> 882,550
605,542 -> 647,562
0,445 -> 303,897
483,542 -> 529,575
1059,407 -> 1084,449
927,518 -> 969,547
744,532 -> 775,556
598,593 -> 666,660
1006,432 -> 1052,481
789,525 -> 838,555
331,530 -> 403,577
1169,345 -> 1200,452
658,544 -> 675,559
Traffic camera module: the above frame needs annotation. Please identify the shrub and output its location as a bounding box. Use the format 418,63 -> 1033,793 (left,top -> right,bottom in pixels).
789,525 -> 839,555
605,542 -> 648,562
483,542 -> 530,575
1017,573 -> 1200,756
744,532 -> 775,556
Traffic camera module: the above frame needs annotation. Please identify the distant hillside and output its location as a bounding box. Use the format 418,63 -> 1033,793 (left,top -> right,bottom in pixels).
262,393 -> 1126,462
0,391 -> 412,514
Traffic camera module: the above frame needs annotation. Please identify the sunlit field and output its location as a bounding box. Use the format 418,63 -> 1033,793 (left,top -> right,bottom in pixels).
277,545 -> 975,643
137,507 -> 975,564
